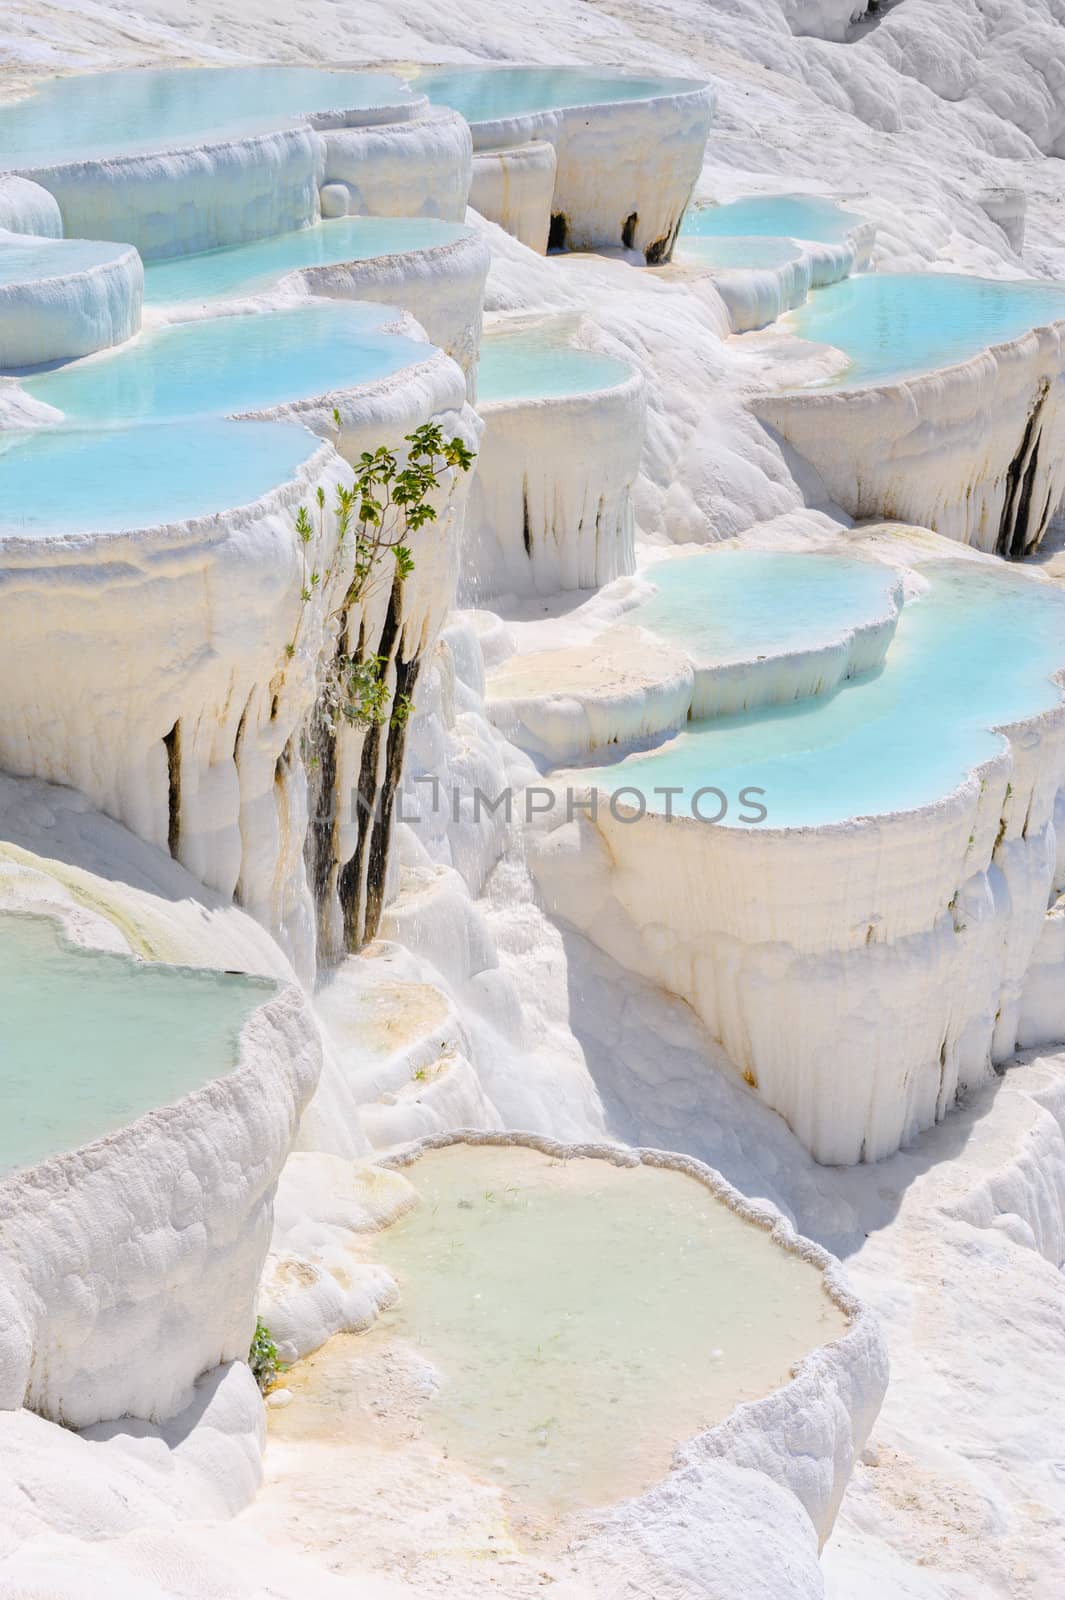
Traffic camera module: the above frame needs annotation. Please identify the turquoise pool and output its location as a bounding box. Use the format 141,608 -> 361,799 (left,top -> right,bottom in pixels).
0,236 -> 129,285
20,303 -> 429,420
411,66 -> 703,123
477,322 -> 632,402
672,237 -> 806,271
0,66 -> 412,170
0,419 -> 320,539
787,272 -> 1065,388
143,217 -> 470,307
575,562 -> 1065,827
0,913 -> 275,1176
632,551 -> 901,664
681,195 -> 866,244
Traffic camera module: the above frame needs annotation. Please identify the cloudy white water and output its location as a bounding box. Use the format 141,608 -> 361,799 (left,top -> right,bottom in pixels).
1,4 -> 1065,1599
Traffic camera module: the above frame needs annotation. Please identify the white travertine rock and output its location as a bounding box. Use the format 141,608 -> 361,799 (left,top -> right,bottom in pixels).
486,628 -> 696,766
530,677 -> 1065,1165
780,0 -> 871,41
298,227 -> 489,381
550,85 -> 714,260
21,127 -> 326,261
483,553 -> 902,766
977,186 -> 1027,252
673,234 -> 863,333
0,866 -> 322,1429
463,362 -> 646,600
0,442 -> 349,980
467,83 -> 713,260
0,333 -> 477,978
755,321 -> 1065,555
0,175 -> 62,237
0,230 -> 143,366
1017,899 -> 1065,1049
469,140 -> 557,252
320,107 -> 473,222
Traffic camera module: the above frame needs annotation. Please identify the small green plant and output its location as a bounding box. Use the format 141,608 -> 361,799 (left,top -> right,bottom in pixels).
287,420 -> 474,727
249,1317 -> 281,1394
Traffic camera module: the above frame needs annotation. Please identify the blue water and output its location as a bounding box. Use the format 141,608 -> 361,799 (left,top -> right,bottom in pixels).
143,216 -> 470,307
477,323 -> 632,402
0,419 -> 320,539
575,563 -> 1065,827
0,235 -> 127,285
21,303 -> 429,421
788,273 -> 1065,388
412,66 -> 702,123
633,551 -> 901,663
0,912 -> 275,1176
681,195 -> 866,243
0,66 -> 412,169
672,237 -> 804,272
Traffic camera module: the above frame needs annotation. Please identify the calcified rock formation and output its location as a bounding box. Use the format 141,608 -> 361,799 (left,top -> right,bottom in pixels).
0,231 -> 142,365
2,4 -> 1065,1596
469,139 -> 557,252
756,323 -> 1065,556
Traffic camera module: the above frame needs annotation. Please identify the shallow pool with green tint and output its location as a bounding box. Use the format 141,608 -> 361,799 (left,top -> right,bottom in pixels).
0,912 -> 275,1176
0,418 -> 319,539
787,272 -> 1065,388
0,66 -> 412,170
20,302 -> 429,421
411,66 -> 702,124
575,562 -> 1065,827
143,217 -> 470,308
477,322 -> 632,403
279,1143 -> 847,1513
633,550 -> 901,663
681,194 -> 866,243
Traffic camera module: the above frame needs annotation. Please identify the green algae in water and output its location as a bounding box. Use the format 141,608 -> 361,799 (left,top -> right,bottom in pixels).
353,1144 -> 847,1512
0,912 -> 275,1175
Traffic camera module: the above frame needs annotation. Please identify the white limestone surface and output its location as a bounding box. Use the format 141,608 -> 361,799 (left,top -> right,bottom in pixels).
1017,897 -> 1065,1050
469,139 -> 557,252
977,185 -> 1026,252
0,174 -> 61,236
529,629 -> 1065,1165
755,320 -> 1065,555
671,235 -> 860,334
465,80 -> 714,260
0,857 -> 322,1430
463,323 -> 645,600
297,226 -> 489,383
0,229 -> 142,366
0,321 -> 476,979
0,439 -> 351,980
320,106 -> 473,222
19,125 -> 328,260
